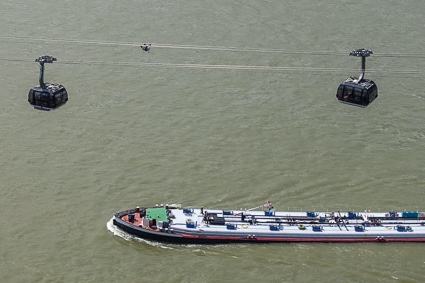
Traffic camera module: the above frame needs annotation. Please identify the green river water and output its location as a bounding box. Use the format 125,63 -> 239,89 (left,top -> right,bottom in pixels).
1,0 -> 425,282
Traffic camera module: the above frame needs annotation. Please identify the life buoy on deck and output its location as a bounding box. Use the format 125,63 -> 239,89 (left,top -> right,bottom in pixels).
298,224 -> 306,230
376,236 -> 386,242
241,224 -> 249,229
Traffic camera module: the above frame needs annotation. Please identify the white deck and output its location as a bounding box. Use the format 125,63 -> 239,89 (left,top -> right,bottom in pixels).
166,207 -> 425,239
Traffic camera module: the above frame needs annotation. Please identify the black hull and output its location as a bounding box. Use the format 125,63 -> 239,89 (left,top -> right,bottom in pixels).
113,217 -> 240,244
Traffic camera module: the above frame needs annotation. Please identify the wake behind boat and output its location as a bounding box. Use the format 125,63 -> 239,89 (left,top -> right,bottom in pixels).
111,201 -> 425,244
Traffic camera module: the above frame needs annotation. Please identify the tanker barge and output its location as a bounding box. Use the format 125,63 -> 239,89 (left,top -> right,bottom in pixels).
112,202 -> 425,244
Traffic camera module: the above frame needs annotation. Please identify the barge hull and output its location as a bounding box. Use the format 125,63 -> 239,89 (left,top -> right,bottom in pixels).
111,205 -> 425,244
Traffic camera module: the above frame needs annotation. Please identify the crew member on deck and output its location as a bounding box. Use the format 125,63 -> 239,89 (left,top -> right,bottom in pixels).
265,200 -> 274,214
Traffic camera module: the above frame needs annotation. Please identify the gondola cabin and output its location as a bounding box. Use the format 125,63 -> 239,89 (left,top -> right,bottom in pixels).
337,48 -> 377,107
336,77 -> 378,107
28,83 -> 68,111
28,55 -> 68,111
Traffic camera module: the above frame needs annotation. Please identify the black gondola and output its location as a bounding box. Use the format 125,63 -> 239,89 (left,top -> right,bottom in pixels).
28,56 -> 68,111
336,49 -> 378,107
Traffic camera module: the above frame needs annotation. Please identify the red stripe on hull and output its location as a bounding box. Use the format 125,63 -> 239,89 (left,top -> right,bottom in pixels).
175,233 -> 425,243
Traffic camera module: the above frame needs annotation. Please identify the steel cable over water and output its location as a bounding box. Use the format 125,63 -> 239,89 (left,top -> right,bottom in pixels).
0,35 -> 424,76
1,57 -> 423,77
2,35 -> 425,58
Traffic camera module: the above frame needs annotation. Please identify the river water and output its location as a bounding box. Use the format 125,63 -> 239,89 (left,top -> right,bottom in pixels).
1,0 -> 425,282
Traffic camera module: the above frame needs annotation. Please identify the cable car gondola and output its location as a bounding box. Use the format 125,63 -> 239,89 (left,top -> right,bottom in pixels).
28,56 -> 68,111
336,49 -> 378,107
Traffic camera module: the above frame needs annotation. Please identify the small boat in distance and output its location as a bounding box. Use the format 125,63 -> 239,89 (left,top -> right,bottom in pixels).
111,202 -> 425,244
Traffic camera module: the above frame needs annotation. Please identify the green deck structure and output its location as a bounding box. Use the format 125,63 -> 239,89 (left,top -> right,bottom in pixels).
145,207 -> 168,221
